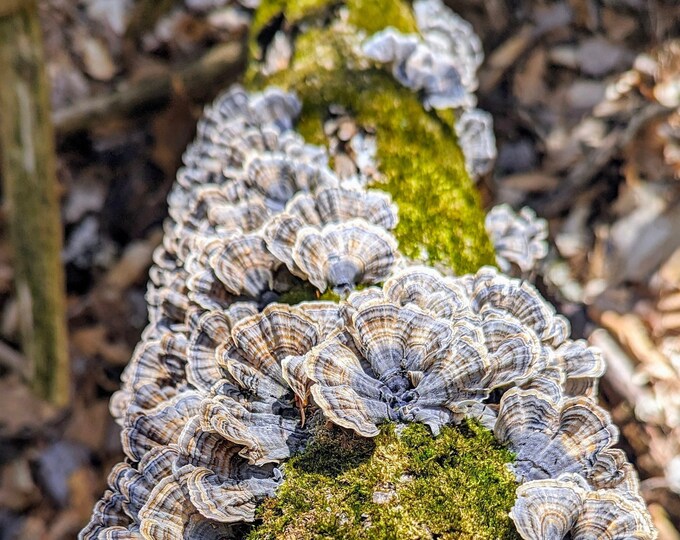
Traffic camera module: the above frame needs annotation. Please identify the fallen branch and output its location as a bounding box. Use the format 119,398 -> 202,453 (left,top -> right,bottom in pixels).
53,41 -> 246,135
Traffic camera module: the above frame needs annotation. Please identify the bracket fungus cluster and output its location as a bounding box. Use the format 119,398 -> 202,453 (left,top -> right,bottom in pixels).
83,1 -> 656,539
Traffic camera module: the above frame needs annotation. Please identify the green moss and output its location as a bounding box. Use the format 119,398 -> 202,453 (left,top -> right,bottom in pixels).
250,0 -> 336,57
251,0 -> 416,54
345,0 -> 417,35
247,20 -> 496,273
247,421 -> 519,540
277,282 -> 341,304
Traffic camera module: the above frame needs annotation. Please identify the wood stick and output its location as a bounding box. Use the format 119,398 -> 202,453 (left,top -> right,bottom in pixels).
53,41 -> 246,135
0,0 -> 70,406
589,328 -> 651,408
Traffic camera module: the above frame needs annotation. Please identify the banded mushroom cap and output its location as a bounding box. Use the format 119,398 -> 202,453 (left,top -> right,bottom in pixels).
212,197 -> 269,234
485,204 -> 549,276
383,265 -> 471,319
208,233 -> 280,298
137,466 -> 239,540
263,186 -> 399,288
79,446 -> 179,539
110,324 -> 189,424
179,128 -> 330,235
385,266 -> 599,396
293,220 -> 399,293
494,387 -> 619,484
383,266 -> 604,397
464,267 -> 606,394
554,340 -> 605,398
182,303 -> 342,467
199,86 -> 301,139
180,86 -> 301,190
510,473 -> 656,540
461,266 -> 569,347
240,154 -> 338,211
285,186 -> 398,230
121,391 -> 202,462
176,417 -> 282,524
186,303 -> 259,393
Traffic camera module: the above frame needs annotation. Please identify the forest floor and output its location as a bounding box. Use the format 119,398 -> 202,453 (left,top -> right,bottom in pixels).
0,0 -> 679,538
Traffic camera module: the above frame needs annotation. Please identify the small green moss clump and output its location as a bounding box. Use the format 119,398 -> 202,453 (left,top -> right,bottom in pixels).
277,282 -> 342,304
247,0 -> 496,273
345,0 -> 417,35
250,0 -> 335,55
251,0 -> 416,50
247,421 -> 520,540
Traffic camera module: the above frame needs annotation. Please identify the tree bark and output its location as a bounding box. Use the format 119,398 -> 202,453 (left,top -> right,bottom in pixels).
0,0 -> 70,406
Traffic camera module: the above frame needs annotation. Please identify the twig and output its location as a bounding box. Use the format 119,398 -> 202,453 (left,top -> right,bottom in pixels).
53,41 -> 246,135
589,328 -> 650,406
478,25 -> 535,95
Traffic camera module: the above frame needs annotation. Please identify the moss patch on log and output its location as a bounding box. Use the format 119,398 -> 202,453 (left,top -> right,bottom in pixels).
247,421 -> 519,540
247,0 -> 496,274
277,281 -> 342,304
251,0 -> 416,49
345,0 -> 417,35
251,0 -> 334,56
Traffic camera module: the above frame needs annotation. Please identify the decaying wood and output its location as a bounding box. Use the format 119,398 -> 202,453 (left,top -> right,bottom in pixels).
0,0 -> 70,406
53,40 -> 246,135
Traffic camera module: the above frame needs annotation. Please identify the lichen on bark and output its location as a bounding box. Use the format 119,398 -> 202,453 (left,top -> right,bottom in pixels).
247,421 -> 520,540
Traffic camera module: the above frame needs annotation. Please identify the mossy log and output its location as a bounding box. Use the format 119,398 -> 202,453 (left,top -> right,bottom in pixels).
242,2 -> 509,538
247,0 -> 496,275
0,0 -> 69,406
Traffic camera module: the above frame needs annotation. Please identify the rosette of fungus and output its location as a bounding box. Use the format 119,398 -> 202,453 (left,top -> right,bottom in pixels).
361,0 -> 482,110
86,266 -> 650,539
362,28 -> 473,111
262,186 -> 399,292
510,473 -> 655,539
285,271 -> 547,436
